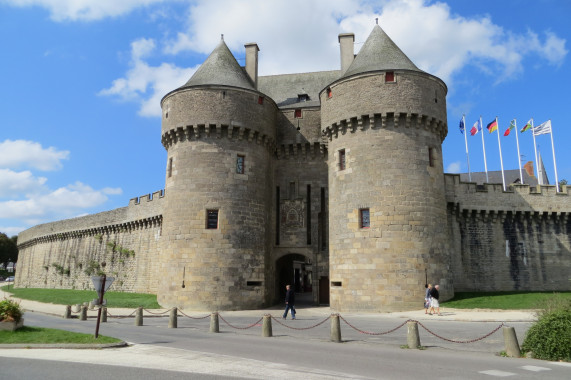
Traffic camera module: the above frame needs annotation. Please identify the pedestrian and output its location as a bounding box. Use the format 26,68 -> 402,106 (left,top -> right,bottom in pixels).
282,284 -> 296,320
429,284 -> 441,315
424,284 -> 432,314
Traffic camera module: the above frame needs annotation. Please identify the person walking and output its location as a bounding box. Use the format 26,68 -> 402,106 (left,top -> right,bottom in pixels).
424,284 -> 432,314
282,284 -> 296,320
429,284 -> 441,315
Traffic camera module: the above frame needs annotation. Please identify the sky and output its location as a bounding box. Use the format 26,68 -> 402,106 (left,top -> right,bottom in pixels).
1,0 -> 570,237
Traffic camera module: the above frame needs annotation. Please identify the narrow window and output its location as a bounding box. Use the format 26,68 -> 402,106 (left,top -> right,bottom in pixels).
327,88 -> 332,98
385,71 -> 395,82
428,147 -> 434,167
360,208 -> 370,228
276,187 -> 280,245
206,210 -> 219,229
294,109 -> 302,118
258,96 -> 264,104
306,184 -> 311,245
339,149 -> 346,170
236,155 -> 245,174
222,91 -> 226,99
167,158 -> 173,178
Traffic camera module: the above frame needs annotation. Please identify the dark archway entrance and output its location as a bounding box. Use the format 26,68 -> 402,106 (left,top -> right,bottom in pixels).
275,254 -> 313,306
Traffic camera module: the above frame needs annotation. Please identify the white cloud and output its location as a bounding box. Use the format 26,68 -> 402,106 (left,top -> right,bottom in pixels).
0,182 -> 115,220
0,169 -> 47,198
0,140 -> 69,171
1,0 -> 168,21
99,38 -> 196,117
447,162 -> 462,173
101,0 -> 566,118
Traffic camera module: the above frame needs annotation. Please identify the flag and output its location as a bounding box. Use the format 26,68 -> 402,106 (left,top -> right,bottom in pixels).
504,120 -> 516,136
470,120 -> 480,136
487,119 -> 498,133
520,119 -> 532,133
533,120 -> 552,136
459,118 -> 465,134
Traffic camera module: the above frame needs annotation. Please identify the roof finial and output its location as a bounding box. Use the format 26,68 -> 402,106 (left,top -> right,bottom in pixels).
221,34 -> 224,41
375,18 -> 378,25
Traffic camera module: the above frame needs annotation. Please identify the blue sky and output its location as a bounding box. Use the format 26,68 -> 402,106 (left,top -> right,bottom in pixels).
1,0 -> 569,237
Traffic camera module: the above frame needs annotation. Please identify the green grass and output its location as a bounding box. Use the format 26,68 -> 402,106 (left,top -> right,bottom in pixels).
0,326 -> 122,344
443,291 -> 571,310
1,285 -> 160,309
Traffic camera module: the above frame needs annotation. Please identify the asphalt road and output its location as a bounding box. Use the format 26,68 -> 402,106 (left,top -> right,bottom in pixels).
0,310 -> 569,379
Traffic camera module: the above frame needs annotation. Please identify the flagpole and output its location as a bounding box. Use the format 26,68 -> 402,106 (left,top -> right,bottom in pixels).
513,119 -> 524,184
463,115 -> 471,182
531,118 -> 540,184
548,120 -> 560,191
495,117 -> 506,191
480,116 -> 489,183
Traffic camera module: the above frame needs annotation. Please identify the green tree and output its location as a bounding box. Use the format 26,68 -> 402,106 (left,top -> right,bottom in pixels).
0,232 -> 18,269
559,178 -> 568,187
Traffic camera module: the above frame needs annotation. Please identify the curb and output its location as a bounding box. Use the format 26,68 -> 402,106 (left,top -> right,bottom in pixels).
0,341 -> 128,350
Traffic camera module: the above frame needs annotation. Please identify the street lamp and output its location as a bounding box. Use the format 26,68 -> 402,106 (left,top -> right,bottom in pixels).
91,275 -> 114,338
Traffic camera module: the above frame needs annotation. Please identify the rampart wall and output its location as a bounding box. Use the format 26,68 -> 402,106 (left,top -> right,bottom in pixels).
16,191 -> 165,294
445,174 -> 571,292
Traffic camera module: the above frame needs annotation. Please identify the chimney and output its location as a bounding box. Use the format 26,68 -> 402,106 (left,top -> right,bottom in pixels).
338,33 -> 355,73
245,43 -> 259,88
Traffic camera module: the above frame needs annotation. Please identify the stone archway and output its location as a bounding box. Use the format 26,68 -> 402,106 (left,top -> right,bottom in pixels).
275,253 -> 313,305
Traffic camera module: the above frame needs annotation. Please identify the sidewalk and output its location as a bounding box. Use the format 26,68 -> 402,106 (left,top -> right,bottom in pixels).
1,287 -> 537,323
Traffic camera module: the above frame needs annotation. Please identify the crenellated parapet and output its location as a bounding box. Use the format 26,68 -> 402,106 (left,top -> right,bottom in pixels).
275,141 -> 327,160
17,215 -> 162,250
128,189 -> 165,206
322,112 -> 447,143
161,122 -> 276,153
445,173 -> 570,215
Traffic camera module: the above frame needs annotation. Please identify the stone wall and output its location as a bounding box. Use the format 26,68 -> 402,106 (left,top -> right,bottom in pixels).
16,191 -> 165,293
445,174 -> 571,292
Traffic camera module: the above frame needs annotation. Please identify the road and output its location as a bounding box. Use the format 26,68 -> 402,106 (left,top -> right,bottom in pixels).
0,310 -> 569,379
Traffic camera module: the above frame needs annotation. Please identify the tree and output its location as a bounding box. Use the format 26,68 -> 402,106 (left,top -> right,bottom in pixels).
0,232 -> 18,269
559,178 -> 568,187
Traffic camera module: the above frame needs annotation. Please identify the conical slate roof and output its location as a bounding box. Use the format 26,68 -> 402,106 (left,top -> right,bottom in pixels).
182,39 -> 255,90
342,24 -> 421,78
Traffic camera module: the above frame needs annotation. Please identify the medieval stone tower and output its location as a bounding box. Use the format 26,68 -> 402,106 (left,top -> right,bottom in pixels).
322,25 -> 451,311
158,39 -> 277,309
15,24 -> 571,311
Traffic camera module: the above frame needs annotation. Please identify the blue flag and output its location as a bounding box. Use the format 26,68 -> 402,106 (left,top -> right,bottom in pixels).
459,118 -> 465,134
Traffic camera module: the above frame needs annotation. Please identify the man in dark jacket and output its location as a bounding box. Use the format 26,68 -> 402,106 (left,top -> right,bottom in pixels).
282,284 -> 296,319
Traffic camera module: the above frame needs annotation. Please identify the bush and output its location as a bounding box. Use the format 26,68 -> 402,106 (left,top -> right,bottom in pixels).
522,307 -> 571,361
0,298 -> 23,323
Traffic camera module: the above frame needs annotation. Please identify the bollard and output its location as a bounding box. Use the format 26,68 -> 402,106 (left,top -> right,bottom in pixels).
89,300 -> 95,310
330,314 -> 342,343
169,307 -> 178,328
135,307 -> 143,326
80,305 -> 87,321
262,315 -> 272,337
64,305 -> 71,319
210,312 -> 219,333
101,307 -> 107,323
503,326 -> 521,357
407,321 -> 421,349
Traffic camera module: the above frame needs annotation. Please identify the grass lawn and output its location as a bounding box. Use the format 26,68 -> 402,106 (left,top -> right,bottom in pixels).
443,291 -> 571,310
1,285 -> 161,309
0,326 -> 122,344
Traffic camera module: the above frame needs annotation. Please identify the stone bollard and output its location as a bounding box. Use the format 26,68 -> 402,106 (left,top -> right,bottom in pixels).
135,307 -> 143,326
262,315 -> 272,337
101,307 -> 107,323
169,307 -> 178,328
210,312 -> 219,333
80,305 -> 88,321
64,305 -> 71,319
407,321 -> 421,349
89,300 -> 96,310
330,314 -> 342,343
503,326 -> 521,357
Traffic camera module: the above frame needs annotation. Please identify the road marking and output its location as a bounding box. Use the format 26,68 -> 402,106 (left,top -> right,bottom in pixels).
479,370 -> 515,377
520,365 -> 551,372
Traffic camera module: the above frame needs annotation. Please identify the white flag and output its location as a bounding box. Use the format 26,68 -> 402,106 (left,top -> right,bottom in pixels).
533,120 -> 552,136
